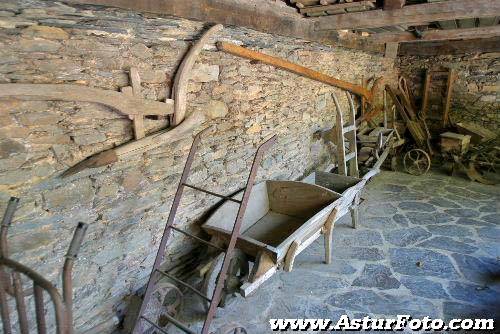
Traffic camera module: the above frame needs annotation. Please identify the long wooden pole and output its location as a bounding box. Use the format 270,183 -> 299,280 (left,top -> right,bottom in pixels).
216,41 -> 372,100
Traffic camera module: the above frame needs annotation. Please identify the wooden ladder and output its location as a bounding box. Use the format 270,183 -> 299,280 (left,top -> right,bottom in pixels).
332,92 -> 359,178
130,128 -> 276,334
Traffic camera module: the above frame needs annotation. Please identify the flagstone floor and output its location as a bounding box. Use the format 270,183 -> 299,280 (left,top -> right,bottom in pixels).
170,170 -> 499,333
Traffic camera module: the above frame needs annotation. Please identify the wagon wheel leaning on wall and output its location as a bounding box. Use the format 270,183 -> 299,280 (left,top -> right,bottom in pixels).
403,148 -> 431,176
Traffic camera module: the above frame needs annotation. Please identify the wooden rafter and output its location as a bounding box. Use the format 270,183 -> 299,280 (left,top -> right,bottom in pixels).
314,0 -> 500,30
370,25 -> 500,43
398,36 -> 500,56
63,0 -> 383,53
299,1 -> 376,15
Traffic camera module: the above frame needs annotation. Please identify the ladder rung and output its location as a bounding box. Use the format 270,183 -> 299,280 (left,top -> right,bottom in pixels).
141,315 -> 196,334
170,226 -> 226,252
343,124 -> 355,134
345,152 -> 356,161
156,269 -> 212,302
183,183 -> 242,204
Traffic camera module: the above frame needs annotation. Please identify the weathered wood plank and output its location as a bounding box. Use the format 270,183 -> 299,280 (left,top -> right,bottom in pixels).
315,0 -> 500,30
398,37 -> 500,56
0,84 -> 173,117
63,0 -> 384,53
370,25 -> 500,43
383,0 -> 405,10
300,1 -> 375,14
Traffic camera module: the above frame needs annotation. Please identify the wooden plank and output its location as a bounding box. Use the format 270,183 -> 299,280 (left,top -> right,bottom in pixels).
443,68 -> 456,127
240,266 -> 276,297
421,70 -> 432,117
216,41 -> 373,100
457,18 -> 476,29
300,1 -> 375,14
438,20 -> 457,30
315,0 -> 500,30
478,16 -> 499,26
0,84 -> 173,117
63,0 -> 383,53
383,0 -> 405,10
332,92 -> 347,175
267,181 -> 340,219
129,67 -> 145,139
384,42 -> 399,58
398,37 -> 500,56
370,25 -> 500,43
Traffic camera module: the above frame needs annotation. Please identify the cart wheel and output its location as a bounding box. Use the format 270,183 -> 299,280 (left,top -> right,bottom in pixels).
201,250 -> 249,311
143,281 -> 183,328
216,324 -> 248,334
403,149 -> 430,176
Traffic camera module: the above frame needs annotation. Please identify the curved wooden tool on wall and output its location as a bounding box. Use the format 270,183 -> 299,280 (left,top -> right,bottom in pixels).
0,24 -> 223,178
172,24 -> 223,125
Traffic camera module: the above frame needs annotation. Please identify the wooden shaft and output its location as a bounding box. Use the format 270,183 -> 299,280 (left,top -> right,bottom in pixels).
216,41 -> 372,100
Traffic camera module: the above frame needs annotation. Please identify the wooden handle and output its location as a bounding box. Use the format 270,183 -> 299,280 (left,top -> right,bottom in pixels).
217,41 -> 372,100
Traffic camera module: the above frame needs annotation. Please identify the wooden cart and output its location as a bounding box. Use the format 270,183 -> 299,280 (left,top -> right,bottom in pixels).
202,180 -> 344,298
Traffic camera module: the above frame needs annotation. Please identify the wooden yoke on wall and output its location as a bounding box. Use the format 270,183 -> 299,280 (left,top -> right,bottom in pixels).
0,24 -> 223,177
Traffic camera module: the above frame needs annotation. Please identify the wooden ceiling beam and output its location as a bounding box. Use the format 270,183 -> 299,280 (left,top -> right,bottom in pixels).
370,25 -> 500,43
315,0 -> 500,30
398,37 -> 500,56
383,0 -> 405,11
63,0 -> 384,53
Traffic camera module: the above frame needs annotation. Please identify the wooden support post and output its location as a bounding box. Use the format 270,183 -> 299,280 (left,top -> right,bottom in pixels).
443,68 -> 456,127
421,70 -> 432,118
322,209 -> 338,265
384,42 -> 399,58
216,41 -> 372,100
130,67 -> 145,140
350,194 -> 360,229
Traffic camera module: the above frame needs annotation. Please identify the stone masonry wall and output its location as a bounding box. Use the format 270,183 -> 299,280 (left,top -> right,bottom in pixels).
397,54 -> 500,132
0,1 -> 396,332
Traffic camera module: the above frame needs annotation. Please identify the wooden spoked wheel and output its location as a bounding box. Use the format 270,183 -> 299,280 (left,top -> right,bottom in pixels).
217,324 -> 248,334
201,250 -> 249,311
404,148 -> 431,176
149,282 -> 183,327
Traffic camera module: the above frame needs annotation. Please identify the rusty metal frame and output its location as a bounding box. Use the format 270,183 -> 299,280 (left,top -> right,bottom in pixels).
131,129 -> 277,334
0,197 -> 87,334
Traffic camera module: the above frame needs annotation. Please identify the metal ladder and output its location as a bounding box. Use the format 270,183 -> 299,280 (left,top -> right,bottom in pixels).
131,128 -> 276,334
332,92 -> 359,177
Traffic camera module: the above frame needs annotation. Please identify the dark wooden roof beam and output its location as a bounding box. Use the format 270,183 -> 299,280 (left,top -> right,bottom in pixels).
370,25 -> 500,43
314,0 -> 500,30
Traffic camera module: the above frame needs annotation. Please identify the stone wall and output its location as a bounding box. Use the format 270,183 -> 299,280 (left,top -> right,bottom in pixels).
397,54 -> 500,132
0,1 -> 396,332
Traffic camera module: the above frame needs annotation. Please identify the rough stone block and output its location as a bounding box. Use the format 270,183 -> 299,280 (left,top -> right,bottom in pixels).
191,64 -> 219,83
22,25 -> 69,39
43,178 -> 94,210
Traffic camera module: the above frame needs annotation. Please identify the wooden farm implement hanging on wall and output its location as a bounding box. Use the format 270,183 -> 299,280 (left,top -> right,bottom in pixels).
0,24 -> 223,178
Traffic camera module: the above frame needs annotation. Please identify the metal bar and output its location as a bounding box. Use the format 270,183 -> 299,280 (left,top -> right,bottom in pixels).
0,265 -> 12,334
0,257 -> 68,334
12,273 -> 29,334
202,135 -> 277,334
1,197 -> 19,257
156,269 -> 211,302
34,284 -> 47,334
131,127 -> 211,334
183,183 -> 242,204
142,315 -> 197,334
170,226 -> 225,252
63,222 -> 88,334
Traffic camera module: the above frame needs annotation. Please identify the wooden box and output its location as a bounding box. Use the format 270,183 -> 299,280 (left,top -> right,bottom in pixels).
440,132 -> 471,154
